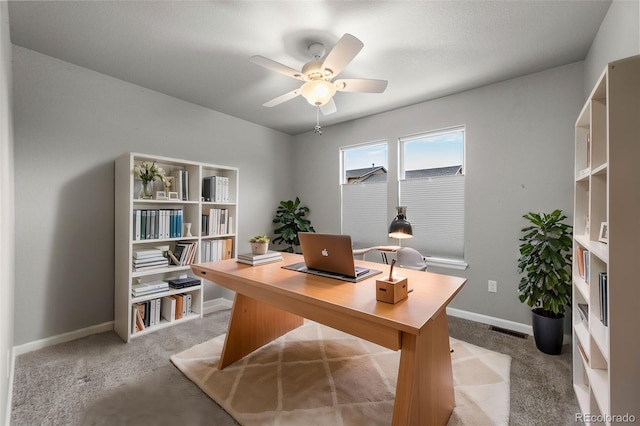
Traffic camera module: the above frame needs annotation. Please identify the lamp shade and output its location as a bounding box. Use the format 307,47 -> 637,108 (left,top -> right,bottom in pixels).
300,80 -> 336,106
389,206 -> 413,239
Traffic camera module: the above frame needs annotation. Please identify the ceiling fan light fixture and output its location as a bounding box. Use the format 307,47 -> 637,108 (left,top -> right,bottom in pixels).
300,80 -> 336,106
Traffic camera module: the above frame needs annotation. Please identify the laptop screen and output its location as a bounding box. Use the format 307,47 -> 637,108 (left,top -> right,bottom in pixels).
298,232 -> 362,278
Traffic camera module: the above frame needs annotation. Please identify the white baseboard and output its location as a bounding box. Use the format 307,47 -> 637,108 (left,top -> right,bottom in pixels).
447,307 -> 534,336
12,321 -> 114,357
12,299 -> 234,357
203,297 -> 233,315
5,346 -> 14,426
447,307 -> 573,344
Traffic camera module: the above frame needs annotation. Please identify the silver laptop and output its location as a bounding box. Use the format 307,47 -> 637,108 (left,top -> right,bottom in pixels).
283,232 -> 381,282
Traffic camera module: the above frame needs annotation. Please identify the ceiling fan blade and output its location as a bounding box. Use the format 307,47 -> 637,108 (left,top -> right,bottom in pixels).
250,56 -> 307,81
334,78 -> 388,93
320,98 -> 337,115
321,34 -> 364,78
263,89 -> 301,107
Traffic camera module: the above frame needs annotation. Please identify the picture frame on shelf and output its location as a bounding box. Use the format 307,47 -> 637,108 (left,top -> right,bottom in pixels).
156,191 -> 168,200
598,222 -> 608,244
168,192 -> 180,200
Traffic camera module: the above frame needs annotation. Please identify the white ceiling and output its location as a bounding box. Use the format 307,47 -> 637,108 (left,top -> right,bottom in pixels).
8,1 -> 611,135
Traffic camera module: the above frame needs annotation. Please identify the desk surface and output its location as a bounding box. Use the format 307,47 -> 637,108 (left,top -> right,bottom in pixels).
192,252 -> 466,336
191,252 -> 467,425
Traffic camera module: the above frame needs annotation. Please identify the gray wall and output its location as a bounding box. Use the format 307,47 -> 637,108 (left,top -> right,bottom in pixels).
12,46 -> 294,345
9,0 -> 639,346
0,2 -> 15,423
584,0 -> 640,97
292,62 -> 584,327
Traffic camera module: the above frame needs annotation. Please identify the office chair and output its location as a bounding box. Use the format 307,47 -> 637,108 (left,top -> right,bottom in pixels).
396,247 -> 427,271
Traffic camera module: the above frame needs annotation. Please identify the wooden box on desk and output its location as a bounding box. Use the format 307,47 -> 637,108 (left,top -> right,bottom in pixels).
376,276 -> 408,304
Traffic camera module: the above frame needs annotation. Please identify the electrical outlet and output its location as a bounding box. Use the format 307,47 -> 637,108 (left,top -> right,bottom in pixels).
488,280 -> 498,293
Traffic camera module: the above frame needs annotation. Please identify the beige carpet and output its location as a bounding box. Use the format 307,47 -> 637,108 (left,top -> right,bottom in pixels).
171,321 -> 511,426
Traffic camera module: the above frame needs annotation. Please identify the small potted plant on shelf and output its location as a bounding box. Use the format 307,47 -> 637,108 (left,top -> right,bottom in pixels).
517,209 -> 573,355
134,161 -> 164,199
249,235 -> 270,255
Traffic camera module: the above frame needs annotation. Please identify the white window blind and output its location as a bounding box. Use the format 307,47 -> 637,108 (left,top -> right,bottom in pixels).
399,175 -> 465,260
342,182 -> 388,248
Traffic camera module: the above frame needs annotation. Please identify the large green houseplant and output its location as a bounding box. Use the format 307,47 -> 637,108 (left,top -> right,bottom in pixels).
272,197 -> 316,253
517,209 -> 573,355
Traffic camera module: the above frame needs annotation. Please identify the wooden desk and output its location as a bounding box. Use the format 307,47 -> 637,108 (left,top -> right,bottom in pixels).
191,252 -> 466,426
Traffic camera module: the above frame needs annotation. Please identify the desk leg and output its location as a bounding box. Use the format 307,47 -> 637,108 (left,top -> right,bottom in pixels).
218,293 -> 304,369
392,310 -> 454,426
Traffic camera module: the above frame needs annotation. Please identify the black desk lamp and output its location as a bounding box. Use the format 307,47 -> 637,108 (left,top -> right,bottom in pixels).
389,206 -> 413,242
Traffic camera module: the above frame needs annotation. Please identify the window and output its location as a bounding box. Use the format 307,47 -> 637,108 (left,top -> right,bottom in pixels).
399,127 -> 465,262
341,142 -> 388,248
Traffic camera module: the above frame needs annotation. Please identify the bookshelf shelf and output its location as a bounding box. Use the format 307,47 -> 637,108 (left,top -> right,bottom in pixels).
572,56 -> 640,424
115,152 -> 239,342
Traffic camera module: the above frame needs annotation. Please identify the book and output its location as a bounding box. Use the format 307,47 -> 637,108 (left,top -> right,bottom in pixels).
149,297 -> 157,327
132,280 -> 169,297
168,277 -> 200,289
134,210 -> 142,240
599,272 -> 608,326
236,256 -> 283,266
132,256 -> 167,265
134,304 -> 145,332
180,293 -> 189,317
133,249 -> 164,259
161,296 -> 176,322
132,261 -> 169,272
577,303 -> 588,324
577,342 -> 589,363
238,250 -> 282,261
171,294 -> 183,320
576,246 -> 585,279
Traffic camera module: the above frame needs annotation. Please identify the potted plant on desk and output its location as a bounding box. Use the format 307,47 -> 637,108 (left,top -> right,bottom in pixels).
249,235 -> 270,255
517,210 -> 573,355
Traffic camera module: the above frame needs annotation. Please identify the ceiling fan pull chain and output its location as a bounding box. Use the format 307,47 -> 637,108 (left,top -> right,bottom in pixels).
314,106 -> 322,135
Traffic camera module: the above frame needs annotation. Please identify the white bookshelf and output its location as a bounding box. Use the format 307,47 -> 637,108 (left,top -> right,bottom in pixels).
572,56 -> 639,425
115,152 -> 239,342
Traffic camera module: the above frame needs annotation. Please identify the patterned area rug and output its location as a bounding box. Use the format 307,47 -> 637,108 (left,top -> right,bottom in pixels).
171,321 -> 510,425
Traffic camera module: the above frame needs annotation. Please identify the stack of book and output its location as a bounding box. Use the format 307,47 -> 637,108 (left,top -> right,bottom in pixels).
168,277 -> 201,289
132,280 -> 169,297
132,249 -> 169,272
236,250 -> 283,266
171,241 -> 198,266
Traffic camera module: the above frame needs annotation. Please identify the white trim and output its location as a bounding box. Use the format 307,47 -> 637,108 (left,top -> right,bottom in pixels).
12,321 -> 114,357
426,257 -> 468,271
203,298 -> 233,315
11,299 -> 233,357
447,307 -> 533,336
5,347 -> 13,426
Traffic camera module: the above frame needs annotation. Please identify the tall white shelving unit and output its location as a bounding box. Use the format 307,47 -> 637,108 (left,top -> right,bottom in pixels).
572,56 -> 639,425
115,152 -> 239,342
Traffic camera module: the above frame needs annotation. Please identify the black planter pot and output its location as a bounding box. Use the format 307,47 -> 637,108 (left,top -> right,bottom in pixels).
531,308 -> 564,355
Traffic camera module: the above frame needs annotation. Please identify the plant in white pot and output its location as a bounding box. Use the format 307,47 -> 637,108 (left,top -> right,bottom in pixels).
517,210 -> 573,355
249,235 -> 270,255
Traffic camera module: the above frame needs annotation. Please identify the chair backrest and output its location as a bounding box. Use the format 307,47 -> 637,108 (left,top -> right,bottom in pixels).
396,247 -> 427,271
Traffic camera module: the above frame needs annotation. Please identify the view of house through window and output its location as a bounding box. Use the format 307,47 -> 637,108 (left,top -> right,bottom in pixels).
340,128 -> 466,264
341,142 -> 388,248
342,142 -> 388,184
401,127 -> 464,179
399,126 -> 465,261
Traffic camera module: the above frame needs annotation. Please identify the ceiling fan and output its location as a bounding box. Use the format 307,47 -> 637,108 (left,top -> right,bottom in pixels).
250,33 -> 388,116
